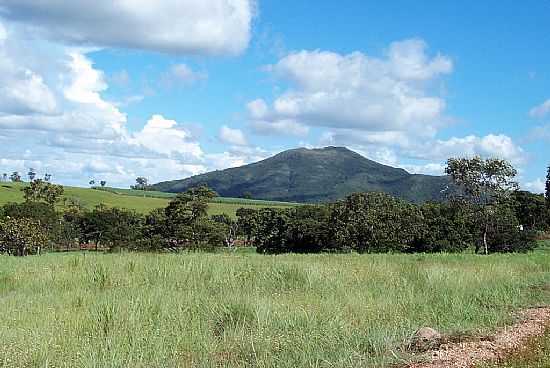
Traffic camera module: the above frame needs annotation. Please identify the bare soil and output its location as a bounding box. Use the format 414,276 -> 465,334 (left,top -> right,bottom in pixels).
406,307 -> 550,368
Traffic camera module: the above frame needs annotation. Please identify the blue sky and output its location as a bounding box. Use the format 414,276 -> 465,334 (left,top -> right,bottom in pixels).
0,1 -> 549,191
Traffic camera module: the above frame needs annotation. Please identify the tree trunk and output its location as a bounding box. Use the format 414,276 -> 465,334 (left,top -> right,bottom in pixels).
483,223 -> 488,255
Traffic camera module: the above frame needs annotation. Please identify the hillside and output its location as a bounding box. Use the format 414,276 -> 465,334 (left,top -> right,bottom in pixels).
153,146 -> 452,203
0,183 -> 294,216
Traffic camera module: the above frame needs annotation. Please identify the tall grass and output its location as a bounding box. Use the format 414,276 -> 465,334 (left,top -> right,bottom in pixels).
0,252 -> 549,367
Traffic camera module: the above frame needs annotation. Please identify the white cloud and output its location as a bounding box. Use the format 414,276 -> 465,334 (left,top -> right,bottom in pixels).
131,115 -> 203,157
429,134 -> 524,163
529,99 -> 550,119
219,125 -> 248,146
0,0 -> 254,55
0,32 -> 57,116
248,39 -> 452,137
402,163 -> 446,176
523,178 -> 545,193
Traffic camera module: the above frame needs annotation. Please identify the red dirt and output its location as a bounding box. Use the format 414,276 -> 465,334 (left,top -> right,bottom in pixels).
407,307 -> 550,368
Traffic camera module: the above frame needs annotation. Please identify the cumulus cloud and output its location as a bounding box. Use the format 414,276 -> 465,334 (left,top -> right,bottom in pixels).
0,0 -> 254,55
0,41 -> 57,116
523,178 -> 545,193
219,125 -> 248,146
529,99 -> 550,119
427,134 -> 525,164
131,115 -> 203,157
249,39 -> 452,136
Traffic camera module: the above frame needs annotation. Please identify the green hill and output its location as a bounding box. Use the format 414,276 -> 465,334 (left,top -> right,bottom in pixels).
0,183 -> 294,216
153,146 -> 452,203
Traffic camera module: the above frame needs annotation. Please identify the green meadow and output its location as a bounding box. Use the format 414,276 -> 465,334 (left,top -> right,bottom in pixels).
1,250 -> 549,368
0,183 -> 294,216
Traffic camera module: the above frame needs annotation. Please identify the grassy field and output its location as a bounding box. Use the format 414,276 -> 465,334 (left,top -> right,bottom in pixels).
0,183 -> 295,216
1,250 -> 549,367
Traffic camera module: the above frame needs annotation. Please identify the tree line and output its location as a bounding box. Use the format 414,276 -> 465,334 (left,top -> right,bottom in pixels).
0,156 -> 548,256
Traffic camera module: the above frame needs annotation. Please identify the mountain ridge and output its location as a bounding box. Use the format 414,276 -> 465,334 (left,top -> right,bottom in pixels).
152,146 -> 451,203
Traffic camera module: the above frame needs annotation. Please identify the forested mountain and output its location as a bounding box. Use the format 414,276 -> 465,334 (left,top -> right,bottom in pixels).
153,147 -> 452,203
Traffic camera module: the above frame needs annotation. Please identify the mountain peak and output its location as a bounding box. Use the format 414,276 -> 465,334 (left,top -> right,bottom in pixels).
153,146 -> 450,203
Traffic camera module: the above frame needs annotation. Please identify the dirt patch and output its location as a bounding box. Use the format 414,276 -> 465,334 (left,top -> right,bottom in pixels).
406,307 -> 550,368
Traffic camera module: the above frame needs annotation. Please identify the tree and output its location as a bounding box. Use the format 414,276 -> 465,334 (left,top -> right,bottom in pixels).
163,185 -> 220,249
445,156 -> 519,254
512,191 -> 546,231
100,181 -> 107,187
546,165 -> 550,210
330,192 -> 422,253
132,177 -> 149,189
1,173 -> 7,182
27,168 -> 36,182
211,214 -> 239,249
81,205 -> 143,251
22,179 -> 64,206
10,172 -> 21,182
89,179 -> 95,187
44,173 -> 52,182
236,208 -> 258,246
0,217 -> 48,256
412,201 -> 474,253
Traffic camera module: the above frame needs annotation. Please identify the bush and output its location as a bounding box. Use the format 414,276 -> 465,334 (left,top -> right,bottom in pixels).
0,217 -> 48,256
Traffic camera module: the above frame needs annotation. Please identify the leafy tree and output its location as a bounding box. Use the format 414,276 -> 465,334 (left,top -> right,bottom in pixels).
330,192 -> 422,253
482,201 -> 537,253
27,168 -> 36,182
254,208 -> 290,253
10,171 -> 21,182
163,185 -> 220,249
22,179 -> 64,206
44,173 -> 52,182
512,191 -> 546,231
89,179 -> 95,187
546,165 -> 550,210
236,208 -> 258,246
81,205 -> 143,251
412,201 -> 474,253
132,177 -> 150,192
284,205 -> 331,253
211,214 -> 239,249
0,217 -> 48,256
445,156 -> 519,254
100,180 -> 107,187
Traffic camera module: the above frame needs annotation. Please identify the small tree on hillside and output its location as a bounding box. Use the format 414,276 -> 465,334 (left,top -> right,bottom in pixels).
22,179 -> 64,206
132,177 -> 150,196
100,180 -> 107,187
545,165 -> 550,210
445,156 -> 519,254
10,171 -> 21,182
27,168 -> 36,182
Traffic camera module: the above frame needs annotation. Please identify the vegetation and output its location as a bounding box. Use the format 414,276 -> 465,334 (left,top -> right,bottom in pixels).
0,156 -> 545,256
152,146 -> 452,203
0,251 -> 548,367
0,182 -> 295,216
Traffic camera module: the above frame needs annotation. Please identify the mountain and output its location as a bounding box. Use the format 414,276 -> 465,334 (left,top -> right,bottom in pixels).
152,147 -> 452,203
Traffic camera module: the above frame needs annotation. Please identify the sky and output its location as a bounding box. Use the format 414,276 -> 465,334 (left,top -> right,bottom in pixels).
0,0 -> 549,191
